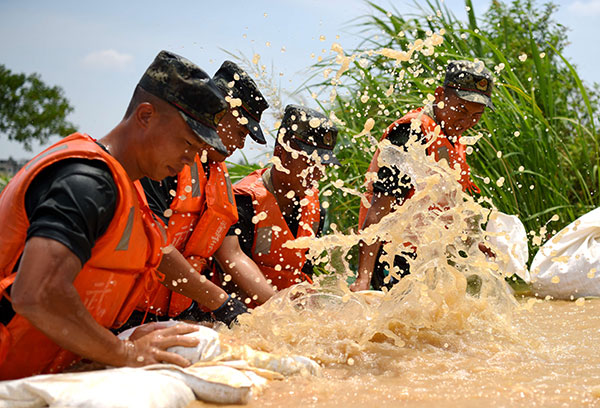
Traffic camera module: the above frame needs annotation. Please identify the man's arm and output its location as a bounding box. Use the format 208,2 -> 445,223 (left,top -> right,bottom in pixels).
351,192 -> 396,292
158,245 -> 236,310
11,237 -> 200,368
213,236 -> 276,305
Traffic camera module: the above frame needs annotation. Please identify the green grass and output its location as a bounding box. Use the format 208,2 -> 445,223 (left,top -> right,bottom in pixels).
290,0 -> 599,268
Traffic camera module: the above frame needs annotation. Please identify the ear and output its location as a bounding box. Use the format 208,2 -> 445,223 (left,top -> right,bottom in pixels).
274,144 -> 283,158
434,86 -> 445,102
134,102 -> 156,129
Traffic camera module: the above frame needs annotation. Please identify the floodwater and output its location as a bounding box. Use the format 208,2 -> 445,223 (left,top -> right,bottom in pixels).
187,122 -> 600,407
191,36 -> 595,407
190,297 -> 600,407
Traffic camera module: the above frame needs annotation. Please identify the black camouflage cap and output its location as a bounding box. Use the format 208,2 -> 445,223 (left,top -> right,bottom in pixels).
138,50 -> 228,155
278,104 -> 339,166
213,61 -> 269,145
444,60 -> 495,111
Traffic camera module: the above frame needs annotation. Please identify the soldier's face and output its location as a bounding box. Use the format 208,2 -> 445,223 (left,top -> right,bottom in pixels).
209,111 -> 250,162
283,146 -> 324,192
144,105 -> 206,180
435,87 -> 485,136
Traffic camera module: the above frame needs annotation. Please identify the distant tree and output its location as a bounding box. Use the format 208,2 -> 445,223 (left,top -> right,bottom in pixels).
0,64 -> 76,151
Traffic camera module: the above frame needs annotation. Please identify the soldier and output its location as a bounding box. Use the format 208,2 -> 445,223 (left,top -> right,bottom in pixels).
213,104 -> 339,305
0,50 -> 231,379
352,60 -> 495,291
132,61 -> 271,325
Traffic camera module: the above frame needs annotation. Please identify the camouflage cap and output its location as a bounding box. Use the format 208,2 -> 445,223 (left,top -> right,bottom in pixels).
138,50 -> 228,155
213,61 -> 269,145
444,60 -> 495,111
278,104 -> 339,166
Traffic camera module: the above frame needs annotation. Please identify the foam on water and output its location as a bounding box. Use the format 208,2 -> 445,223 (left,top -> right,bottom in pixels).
229,112 -> 521,371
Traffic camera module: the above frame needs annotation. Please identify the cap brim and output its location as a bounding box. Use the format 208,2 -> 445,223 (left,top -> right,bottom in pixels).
178,111 -> 228,156
316,147 -> 340,166
294,140 -> 340,166
454,89 -> 495,111
241,113 -> 267,145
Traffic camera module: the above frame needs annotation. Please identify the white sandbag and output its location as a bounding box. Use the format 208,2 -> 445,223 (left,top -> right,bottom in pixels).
530,207 -> 600,299
0,322 -> 321,407
156,364 -> 257,405
0,367 -> 195,408
117,321 -> 222,363
0,364 -> 267,407
486,212 -> 530,282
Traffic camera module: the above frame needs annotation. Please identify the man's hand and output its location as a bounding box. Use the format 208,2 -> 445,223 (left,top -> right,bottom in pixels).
211,295 -> 248,327
121,322 -> 200,367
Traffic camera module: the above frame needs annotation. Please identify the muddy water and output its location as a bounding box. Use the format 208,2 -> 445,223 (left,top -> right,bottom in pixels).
192,104 -> 600,406
190,133 -> 600,407
187,35 -> 599,407
189,298 -> 600,407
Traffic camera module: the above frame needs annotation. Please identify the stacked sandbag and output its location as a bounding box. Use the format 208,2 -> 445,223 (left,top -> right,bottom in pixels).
0,322 -> 320,407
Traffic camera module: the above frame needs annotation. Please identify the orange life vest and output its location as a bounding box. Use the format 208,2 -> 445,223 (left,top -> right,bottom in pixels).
139,155 -> 238,318
232,168 -> 320,291
358,108 -> 480,228
0,133 -> 166,380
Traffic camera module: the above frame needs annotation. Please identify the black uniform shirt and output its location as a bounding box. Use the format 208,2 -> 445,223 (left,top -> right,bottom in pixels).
140,176 -> 178,224
25,157 -> 118,265
372,122 -> 427,200
140,163 -> 211,224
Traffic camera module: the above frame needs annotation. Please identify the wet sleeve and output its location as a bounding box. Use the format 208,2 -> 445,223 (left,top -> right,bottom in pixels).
140,176 -> 177,224
317,204 -> 326,237
226,194 -> 255,257
301,204 -> 327,277
372,123 -> 421,199
372,167 -> 414,199
24,159 -> 118,265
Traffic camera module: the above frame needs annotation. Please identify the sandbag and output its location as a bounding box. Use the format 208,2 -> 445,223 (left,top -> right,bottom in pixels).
117,321 -> 222,363
0,367 -> 195,408
485,212 -> 530,282
0,322 -> 321,407
151,364 -> 258,405
0,363 -> 267,407
530,207 -> 600,299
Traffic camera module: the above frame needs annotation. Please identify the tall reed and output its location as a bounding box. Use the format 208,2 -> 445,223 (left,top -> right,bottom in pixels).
301,0 -> 598,264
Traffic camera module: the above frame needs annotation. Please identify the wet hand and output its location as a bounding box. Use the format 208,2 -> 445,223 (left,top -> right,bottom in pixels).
122,323 -> 200,367
212,295 -> 248,327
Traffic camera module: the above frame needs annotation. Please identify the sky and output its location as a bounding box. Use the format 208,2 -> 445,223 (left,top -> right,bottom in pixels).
1,0 -> 599,162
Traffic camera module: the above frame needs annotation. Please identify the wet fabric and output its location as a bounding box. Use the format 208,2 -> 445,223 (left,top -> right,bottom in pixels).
531,206 -> 600,299
372,122 -> 426,199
